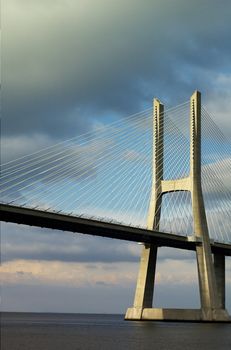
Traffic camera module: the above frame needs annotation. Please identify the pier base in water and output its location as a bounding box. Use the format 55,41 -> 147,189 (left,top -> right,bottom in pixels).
125,307 -> 231,322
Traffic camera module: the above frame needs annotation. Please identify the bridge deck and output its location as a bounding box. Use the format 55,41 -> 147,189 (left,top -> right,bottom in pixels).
1,204 -> 231,256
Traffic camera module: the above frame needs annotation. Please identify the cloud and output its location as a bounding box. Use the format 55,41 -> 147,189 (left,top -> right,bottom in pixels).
1,224 -> 231,313
1,222 -> 141,263
1,134 -> 54,163
205,73 -> 231,138
1,222 -> 197,264
2,0 -> 231,140
0,250 -> 210,289
0,259 -> 138,287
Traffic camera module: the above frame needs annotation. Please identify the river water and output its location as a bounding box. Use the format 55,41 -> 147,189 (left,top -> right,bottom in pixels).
1,312 -> 231,350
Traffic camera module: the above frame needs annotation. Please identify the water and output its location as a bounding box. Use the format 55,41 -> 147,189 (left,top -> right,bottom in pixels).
1,312 -> 231,350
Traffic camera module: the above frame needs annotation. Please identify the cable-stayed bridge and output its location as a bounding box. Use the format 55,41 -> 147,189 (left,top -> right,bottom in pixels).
1,91 -> 231,322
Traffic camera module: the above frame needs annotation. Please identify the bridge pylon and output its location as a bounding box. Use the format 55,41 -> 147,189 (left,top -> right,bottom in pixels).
125,91 -> 230,322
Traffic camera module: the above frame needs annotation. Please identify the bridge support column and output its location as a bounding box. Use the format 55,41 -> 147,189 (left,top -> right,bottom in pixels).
125,244 -> 157,319
190,92 -> 229,321
126,98 -> 163,320
214,253 -> 226,309
125,91 -> 230,322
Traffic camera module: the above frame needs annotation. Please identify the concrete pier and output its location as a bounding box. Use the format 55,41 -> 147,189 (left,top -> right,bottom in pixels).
125,307 -> 230,322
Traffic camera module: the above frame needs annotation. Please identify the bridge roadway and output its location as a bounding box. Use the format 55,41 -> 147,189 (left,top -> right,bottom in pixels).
1,204 -> 231,256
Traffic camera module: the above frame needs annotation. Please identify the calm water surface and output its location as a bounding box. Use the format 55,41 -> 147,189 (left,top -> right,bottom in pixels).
1,312 -> 231,350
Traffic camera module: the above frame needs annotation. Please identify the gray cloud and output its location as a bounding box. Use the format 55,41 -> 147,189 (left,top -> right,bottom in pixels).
2,0 -> 231,141
1,222 -> 140,263
1,222 -> 196,263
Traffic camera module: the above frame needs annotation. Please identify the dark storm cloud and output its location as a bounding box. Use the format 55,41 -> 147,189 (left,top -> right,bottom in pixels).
2,0 -> 231,139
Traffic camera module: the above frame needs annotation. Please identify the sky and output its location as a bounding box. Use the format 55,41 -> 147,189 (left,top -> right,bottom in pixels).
1,0 -> 231,314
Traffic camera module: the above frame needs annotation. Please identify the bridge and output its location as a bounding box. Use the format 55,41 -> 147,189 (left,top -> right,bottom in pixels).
1,204 -> 231,256
1,91 -> 231,322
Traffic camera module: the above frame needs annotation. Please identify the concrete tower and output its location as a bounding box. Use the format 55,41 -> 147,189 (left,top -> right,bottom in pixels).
125,91 -> 230,321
